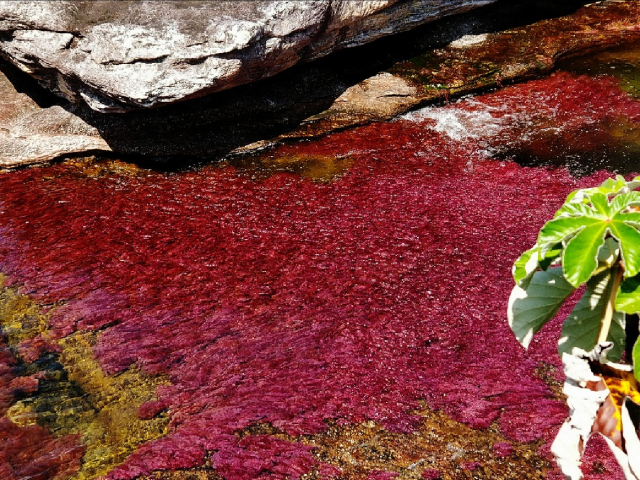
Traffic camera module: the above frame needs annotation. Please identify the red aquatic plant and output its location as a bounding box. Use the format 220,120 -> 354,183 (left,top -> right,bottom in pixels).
0,71 -> 638,478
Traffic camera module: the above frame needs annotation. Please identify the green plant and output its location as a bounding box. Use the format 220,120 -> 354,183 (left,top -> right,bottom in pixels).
508,175 -> 640,373
508,175 -> 640,480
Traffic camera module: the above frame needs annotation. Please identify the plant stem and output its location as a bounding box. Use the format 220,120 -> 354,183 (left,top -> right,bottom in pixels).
597,265 -> 624,345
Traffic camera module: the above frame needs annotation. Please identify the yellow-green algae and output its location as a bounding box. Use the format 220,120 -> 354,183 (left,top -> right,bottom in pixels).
60,332 -> 171,480
0,273 -> 51,345
136,404 -> 551,480
38,152 -> 354,185
0,274 -> 171,479
40,156 -> 151,180
222,153 -> 355,184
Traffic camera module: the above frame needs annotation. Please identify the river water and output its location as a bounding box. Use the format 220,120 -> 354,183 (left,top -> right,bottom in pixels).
2,41 -> 640,480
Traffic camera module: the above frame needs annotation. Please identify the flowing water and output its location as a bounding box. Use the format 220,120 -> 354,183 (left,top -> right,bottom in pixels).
2,40 -> 640,480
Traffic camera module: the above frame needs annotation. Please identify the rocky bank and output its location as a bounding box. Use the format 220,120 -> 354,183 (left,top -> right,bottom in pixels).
0,0 -> 494,113
2,1 -> 638,169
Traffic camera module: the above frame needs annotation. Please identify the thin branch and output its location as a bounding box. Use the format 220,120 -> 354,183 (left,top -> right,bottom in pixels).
598,265 -> 624,344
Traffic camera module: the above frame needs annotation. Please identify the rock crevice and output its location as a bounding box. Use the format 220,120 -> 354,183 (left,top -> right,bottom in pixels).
0,0 -> 494,112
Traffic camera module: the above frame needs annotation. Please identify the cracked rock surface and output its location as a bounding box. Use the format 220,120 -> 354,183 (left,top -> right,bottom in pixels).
2,0 -> 637,169
0,0 -> 493,112
0,61 -> 110,168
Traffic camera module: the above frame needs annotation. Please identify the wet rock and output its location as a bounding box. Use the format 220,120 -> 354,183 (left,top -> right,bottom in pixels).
0,0 -> 495,113
278,0 -> 640,144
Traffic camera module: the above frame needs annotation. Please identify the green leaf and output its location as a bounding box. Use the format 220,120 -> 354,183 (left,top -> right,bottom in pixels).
540,243 -> 562,271
554,200 -> 596,218
600,176 -> 624,192
597,237 -> 620,266
562,223 -> 607,287
566,176 -> 640,205
616,273 -> 640,315
558,269 -> 626,362
609,191 -> 640,212
513,245 -> 540,288
633,337 -> 640,382
627,175 -> 640,192
540,190 -> 640,285
565,186 -> 611,205
538,217 -> 593,248
509,176 -> 640,358
589,192 -> 612,217
600,176 -> 631,196
606,311 -> 626,362
609,221 -> 640,278
508,267 -> 575,349
564,188 -> 581,205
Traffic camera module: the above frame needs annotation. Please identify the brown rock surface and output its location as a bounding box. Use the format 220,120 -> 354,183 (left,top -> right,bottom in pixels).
275,0 -> 640,143
0,0 -> 495,113
3,0 -> 638,169
0,62 -> 110,168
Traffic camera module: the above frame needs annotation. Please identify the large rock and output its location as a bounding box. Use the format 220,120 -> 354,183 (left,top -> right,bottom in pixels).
0,0 -> 494,113
0,61 -> 110,168
3,0 -> 639,169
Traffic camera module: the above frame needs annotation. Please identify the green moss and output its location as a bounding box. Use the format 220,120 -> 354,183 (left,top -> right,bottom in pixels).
0,279 -> 171,480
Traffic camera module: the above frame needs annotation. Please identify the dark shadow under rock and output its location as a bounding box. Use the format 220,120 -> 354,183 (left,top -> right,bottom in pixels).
1,0 -> 597,168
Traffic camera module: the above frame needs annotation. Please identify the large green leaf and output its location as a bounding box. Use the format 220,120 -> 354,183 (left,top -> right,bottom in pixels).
536,191 -> 640,287
562,223 -> 607,286
558,269 -> 626,362
564,175 -> 640,205
554,200 -> 597,219
508,177 -> 640,361
508,267 -> 575,348
538,217 -> 594,251
607,311 -> 627,362
512,245 -> 540,288
609,218 -> 640,278
616,272 -> 640,315
597,237 -> 620,266
609,191 -> 640,213
513,242 -> 563,289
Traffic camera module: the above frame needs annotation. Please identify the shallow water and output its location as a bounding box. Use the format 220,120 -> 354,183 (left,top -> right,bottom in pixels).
3,45 -> 640,480
514,44 -> 640,175
558,44 -> 640,100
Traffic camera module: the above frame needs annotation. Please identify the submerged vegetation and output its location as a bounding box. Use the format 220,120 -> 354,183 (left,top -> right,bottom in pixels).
7,13 -> 640,477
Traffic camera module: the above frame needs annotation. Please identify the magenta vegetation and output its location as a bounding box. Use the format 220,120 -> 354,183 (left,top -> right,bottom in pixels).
1,71 -> 638,478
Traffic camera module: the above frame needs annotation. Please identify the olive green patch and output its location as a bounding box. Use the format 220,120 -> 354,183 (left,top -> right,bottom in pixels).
223,154 -> 355,184
0,278 -> 171,480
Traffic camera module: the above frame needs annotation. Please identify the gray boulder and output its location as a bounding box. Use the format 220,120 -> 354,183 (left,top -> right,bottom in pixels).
0,0 -> 493,112
0,61 -> 110,168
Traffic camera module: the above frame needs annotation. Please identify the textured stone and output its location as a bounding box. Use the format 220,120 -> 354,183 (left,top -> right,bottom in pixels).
278,0 -> 640,143
0,62 -> 110,168
0,0 -> 495,113
1,0 -> 635,169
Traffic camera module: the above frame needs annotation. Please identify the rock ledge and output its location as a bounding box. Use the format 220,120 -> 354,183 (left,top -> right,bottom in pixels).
0,0 -> 493,112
